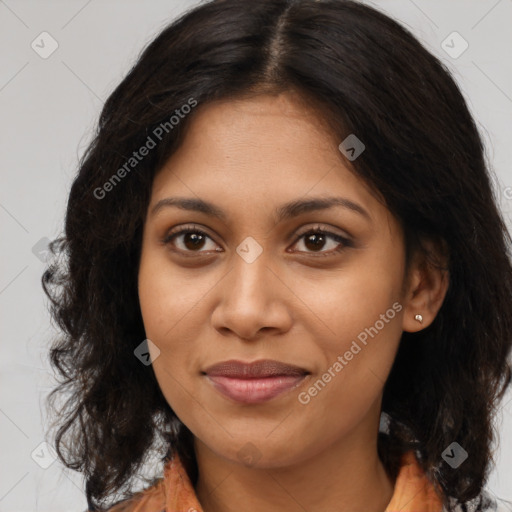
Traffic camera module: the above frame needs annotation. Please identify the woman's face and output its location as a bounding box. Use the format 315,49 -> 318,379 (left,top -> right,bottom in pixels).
138,91 -> 412,468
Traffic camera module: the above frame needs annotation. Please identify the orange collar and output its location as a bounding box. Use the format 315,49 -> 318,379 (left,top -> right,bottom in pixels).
110,450 -> 444,512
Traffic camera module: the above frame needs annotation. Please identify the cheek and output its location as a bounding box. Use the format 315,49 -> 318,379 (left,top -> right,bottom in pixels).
138,248 -> 212,337
137,249 -> 214,392
138,267 -> 200,422
301,251 -> 403,350
297,246 -> 404,406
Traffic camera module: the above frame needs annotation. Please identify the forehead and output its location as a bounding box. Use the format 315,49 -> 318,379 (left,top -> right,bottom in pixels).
149,92 -> 390,230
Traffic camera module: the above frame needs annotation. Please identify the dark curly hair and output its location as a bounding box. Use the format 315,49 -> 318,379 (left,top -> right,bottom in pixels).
42,0 -> 512,510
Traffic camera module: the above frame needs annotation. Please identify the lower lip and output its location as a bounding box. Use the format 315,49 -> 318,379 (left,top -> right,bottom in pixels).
206,375 -> 307,404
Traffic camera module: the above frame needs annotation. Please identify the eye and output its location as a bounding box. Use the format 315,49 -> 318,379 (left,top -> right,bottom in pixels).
162,225 -> 221,254
289,226 -> 352,256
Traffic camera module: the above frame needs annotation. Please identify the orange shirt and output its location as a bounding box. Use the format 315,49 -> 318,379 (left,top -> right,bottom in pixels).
104,449 -> 445,512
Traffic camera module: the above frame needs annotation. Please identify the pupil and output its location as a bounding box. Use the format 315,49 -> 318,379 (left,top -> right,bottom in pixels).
184,233 -> 205,250
305,233 -> 325,251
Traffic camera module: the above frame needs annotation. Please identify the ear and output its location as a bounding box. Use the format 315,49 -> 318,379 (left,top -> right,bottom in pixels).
402,238 -> 450,333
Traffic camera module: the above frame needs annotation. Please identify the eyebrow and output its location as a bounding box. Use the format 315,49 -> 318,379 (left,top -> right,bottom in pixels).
150,196 -> 371,223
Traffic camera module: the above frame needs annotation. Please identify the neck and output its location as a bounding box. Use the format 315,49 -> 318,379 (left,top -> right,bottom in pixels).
194,428 -> 395,512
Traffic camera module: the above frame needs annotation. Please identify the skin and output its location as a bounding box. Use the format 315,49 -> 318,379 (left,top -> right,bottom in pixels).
137,90 -> 449,512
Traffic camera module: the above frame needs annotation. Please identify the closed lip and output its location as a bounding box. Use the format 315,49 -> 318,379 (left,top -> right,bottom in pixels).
203,359 -> 309,378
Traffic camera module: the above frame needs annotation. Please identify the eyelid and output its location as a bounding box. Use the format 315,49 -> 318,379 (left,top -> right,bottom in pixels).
293,223 -> 352,240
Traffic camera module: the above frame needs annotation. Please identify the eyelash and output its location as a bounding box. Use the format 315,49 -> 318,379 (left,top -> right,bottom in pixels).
162,224 -> 352,257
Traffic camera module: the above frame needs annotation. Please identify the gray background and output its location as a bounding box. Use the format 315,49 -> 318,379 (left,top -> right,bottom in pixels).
1,0 -> 511,510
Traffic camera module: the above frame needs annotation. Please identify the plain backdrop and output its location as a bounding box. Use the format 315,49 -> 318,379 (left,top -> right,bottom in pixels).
1,0 -> 511,510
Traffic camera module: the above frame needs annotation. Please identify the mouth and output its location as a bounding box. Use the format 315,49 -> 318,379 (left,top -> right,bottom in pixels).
202,359 -> 310,404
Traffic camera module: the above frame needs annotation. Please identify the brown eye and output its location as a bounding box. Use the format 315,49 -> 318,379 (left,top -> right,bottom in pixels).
290,228 -> 352,256
163,226 -> 221,253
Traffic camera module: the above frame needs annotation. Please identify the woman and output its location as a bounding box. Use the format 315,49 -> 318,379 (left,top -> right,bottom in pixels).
42,0 -> 512,511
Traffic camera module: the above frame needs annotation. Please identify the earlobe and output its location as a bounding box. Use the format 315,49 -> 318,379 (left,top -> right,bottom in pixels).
401,240 -> 450,333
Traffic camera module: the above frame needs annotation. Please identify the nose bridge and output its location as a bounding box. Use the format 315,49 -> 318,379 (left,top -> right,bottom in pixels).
212,242 -> 292,339
225,244 -> 274,308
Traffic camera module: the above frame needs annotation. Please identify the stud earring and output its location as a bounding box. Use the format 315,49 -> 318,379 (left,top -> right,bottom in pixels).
414,314 -> 423,324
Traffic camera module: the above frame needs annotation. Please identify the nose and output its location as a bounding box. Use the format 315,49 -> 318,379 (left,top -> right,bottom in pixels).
210,252 -> 293,341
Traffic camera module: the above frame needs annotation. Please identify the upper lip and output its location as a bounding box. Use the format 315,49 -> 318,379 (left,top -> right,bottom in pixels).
203,359 -> 309,379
